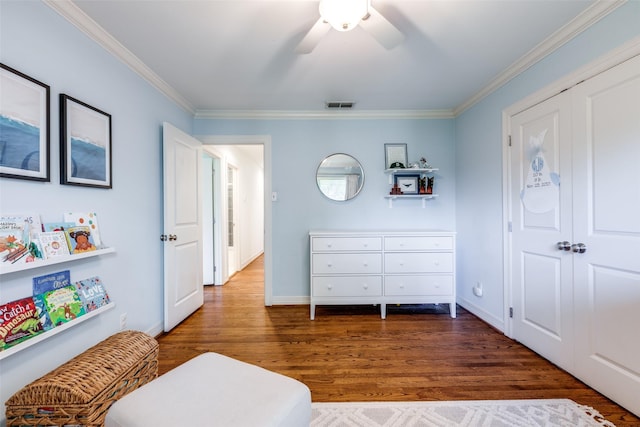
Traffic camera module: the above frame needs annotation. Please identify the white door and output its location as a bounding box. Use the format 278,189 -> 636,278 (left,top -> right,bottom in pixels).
571,55 -> 640,415
162,122 -> 204,331
509,91 -> 574,367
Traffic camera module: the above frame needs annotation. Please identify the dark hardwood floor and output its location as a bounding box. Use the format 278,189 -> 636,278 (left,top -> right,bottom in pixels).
157,256 -> 639,426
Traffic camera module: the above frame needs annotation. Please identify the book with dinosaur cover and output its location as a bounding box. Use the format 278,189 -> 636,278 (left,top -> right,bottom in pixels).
40,285 -> 86,327
75,276 -> 111,312
0,297 -> 43,350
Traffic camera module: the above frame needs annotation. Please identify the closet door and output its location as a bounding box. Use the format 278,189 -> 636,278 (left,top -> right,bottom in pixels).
509,91 -> 574,368
572,55 -> 640,415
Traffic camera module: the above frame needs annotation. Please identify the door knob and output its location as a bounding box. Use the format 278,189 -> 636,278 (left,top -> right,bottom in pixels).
168,234 -> 177,241
557,241 -> 571,251
571,243 -> 587,253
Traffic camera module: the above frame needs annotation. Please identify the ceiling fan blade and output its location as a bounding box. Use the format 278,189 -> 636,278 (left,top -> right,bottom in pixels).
296,17 -> 331,54
359,6 -> 404,50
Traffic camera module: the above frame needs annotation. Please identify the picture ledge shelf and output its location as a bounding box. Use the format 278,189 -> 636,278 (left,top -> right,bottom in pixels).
0,303 -> 116,360
0,247 -> 116,275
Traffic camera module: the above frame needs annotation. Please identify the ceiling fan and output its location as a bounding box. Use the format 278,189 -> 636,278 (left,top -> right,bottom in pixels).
296,0 -> 404,54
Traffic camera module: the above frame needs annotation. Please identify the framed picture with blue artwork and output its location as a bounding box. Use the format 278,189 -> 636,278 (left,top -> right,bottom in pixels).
60,94 -> 112,188
0,63 -> 50,181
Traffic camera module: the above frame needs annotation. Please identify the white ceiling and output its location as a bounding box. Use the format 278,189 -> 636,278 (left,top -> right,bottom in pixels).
53,0 -> 612,116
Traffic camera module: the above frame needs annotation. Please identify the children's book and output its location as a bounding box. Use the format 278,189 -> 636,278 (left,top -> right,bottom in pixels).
0,297 -> 43,350
39,231 -> 71,259
64,226 -> 97,254
33,294 -> 53,332
0,221 -> 31,264
43,222 -> 75,233
0,214 -> 43,240
33,270 -> 72,295
40,285 -> 86,327
64,212 -> 102,247
75,276 -> 111,312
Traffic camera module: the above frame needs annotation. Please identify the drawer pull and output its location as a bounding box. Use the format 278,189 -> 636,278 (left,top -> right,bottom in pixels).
327,262 -> 333,267
363,262 -> 368,267
434,261 -> 440,266
327,285 -> 333,290
327,244 -> 332,248
363,284 -> 369,290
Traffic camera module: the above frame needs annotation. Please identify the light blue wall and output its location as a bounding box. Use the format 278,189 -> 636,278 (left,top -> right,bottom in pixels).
1,0 -> 639,422
0,2 -> 192,418
194,118 -> 457,297
455,1 -> 640,328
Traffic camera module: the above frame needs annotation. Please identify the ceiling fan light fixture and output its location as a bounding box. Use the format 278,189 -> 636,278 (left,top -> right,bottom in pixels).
319,0 -> 368,32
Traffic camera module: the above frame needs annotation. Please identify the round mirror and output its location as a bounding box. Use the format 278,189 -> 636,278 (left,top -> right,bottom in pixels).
316,153 -> 365,201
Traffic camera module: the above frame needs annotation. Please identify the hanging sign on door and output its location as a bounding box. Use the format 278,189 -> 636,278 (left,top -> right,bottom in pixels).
521,129 -> 560,213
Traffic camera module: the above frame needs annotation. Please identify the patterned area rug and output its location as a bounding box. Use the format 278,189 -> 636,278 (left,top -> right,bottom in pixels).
310,399 -> 616,427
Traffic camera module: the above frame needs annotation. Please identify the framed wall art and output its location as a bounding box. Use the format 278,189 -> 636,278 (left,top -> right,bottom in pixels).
60,94 -> 112,188
0,63 -> 50,181
384,143 -> 407,170
394,174 -> 420,195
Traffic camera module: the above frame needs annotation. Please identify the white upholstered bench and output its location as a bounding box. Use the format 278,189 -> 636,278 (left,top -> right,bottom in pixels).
104,352 -> 311,427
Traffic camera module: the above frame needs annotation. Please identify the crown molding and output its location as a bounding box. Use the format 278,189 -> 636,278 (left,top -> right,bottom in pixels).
43,0 -> 195,114
46,0 -> 623,120
453,0 -> 626,116
193,109 -> 455,120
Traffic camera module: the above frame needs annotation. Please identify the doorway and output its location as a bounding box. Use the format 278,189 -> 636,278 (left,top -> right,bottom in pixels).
199,135 -> 271,305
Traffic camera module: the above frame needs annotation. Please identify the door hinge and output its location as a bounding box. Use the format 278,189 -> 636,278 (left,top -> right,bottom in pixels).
508,221 -> 512,232
508,135 -> 512,147
509,307 -> 514,318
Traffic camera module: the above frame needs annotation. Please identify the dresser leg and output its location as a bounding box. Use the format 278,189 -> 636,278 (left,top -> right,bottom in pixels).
449,303 -> 457,318
310,303 -> 315,320
381,304 -> 387,319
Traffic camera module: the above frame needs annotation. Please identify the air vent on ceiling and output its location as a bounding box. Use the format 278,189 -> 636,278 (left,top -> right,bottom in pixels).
325,101 -> 355,109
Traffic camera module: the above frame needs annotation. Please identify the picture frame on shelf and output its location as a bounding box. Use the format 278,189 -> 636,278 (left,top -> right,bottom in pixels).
0,63 -> 50,182
394,174 -> 420,195
384,143 -> 407,170
60,94 -> 112,189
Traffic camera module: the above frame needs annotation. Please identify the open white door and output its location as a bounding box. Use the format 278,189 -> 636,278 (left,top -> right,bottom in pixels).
162,122 -> 204,331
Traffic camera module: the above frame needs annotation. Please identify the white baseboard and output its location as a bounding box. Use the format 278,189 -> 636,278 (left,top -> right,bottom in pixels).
146,322 -> 164,338
457,297 -> 505,333
271,296 -> 310,305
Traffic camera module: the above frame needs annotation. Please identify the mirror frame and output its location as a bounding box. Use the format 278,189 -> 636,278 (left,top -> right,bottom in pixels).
316,153 -> 365,202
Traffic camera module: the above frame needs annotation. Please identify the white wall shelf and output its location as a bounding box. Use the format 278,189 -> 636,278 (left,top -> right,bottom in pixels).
0,247 -> 116,276
0,302 -> 116,360
385,168 -> 439,207
384,194 -> 439,208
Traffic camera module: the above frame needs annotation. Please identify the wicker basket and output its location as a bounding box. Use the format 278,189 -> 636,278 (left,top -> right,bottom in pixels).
5,330 -> 159,427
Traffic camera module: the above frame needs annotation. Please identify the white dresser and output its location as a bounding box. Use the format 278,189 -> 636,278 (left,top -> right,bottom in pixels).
309,230 -> 456,319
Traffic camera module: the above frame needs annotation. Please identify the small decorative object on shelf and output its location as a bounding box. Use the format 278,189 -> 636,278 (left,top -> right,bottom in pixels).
390,184 -> 403,195
419,157 -> 431,169
427,177 -> 434,194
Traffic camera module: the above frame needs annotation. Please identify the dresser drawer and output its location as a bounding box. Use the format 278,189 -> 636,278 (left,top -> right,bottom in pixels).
312,276 -> 383,297
312,237 -> 382,252
384,253 -> 453,273
385,275 -> 453,296
384,236 -> 453,251
312,253 -> 382,274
